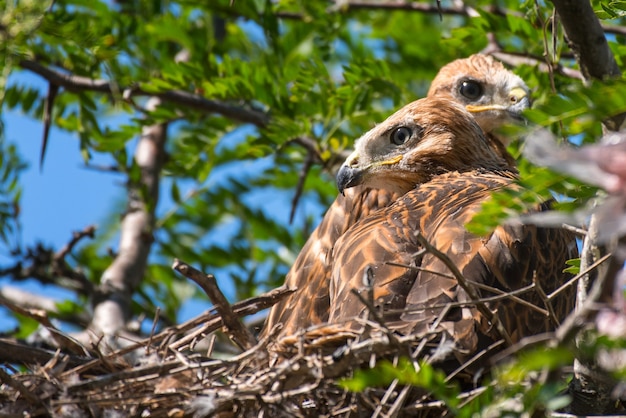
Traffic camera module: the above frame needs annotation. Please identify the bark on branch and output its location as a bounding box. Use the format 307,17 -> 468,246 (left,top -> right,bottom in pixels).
551,0 -> 625,131
172,259 -> 258,351
549,1 -> 626,414
87,97 -> 167,343
275,1 -> 626,38
18,60 -> 269,127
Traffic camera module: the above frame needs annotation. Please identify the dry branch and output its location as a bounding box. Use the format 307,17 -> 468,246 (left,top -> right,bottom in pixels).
55,285 -> 292,379
1,285 -> 621,416
413,231 -> 513,346
0,338 -> 90,369
0,367 -> 41,406
172,258 -> 257,351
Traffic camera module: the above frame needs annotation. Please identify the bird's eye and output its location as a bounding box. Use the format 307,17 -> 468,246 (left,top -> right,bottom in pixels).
459,80 -> 483,100
390,127 -> 412,145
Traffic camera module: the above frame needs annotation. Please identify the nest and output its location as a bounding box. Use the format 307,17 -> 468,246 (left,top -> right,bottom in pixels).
1,260 -> 620,417
0,316 -> 494,417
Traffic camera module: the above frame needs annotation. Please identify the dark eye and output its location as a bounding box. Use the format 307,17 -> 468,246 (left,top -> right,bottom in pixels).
390,126 -> 412,145
459,80 -> 483,100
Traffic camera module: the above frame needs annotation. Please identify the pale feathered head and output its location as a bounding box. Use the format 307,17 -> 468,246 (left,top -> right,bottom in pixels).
428,54 -> 530,143
336,97 -> 510,194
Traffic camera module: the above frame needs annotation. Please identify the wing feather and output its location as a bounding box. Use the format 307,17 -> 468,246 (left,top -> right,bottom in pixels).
260,185 -> 400,339
329,170 -> 576,364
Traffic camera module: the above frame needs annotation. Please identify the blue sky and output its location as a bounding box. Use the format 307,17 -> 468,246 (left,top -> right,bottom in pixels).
0,85 -> 125,330
0,67 -> 328,332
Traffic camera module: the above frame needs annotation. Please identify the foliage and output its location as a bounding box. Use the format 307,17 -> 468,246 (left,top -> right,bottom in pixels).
1,0 -> 626,415
340,357 -> 461,411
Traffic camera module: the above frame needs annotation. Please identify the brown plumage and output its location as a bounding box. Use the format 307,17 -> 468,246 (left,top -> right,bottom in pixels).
261,54 -> 531,343
329,97 -> 577,370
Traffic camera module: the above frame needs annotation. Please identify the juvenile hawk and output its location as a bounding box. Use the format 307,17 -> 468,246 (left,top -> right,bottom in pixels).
330,97 -> 576,368
261,55 -> 532,342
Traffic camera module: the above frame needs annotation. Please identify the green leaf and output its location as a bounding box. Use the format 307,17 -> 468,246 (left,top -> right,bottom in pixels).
564,258 -> 581,275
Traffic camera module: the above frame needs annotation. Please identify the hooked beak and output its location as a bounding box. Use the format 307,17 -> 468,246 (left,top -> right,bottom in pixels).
337,150 -> 363,195
336,151 -> 403,195
336,164 -> 363,196
465,86 -> 529,119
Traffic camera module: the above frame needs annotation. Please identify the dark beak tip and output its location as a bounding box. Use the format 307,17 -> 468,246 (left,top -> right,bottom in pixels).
336,164 -> 362,194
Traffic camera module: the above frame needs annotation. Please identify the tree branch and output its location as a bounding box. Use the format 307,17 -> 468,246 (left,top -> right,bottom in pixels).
18,59 -> 269,127
547,1 -> 626,414
277,1 -> 626,38
413,231 -> 513,346
551,0 -> 625,131
86,97 -> 167,342
172,259 -> 257,351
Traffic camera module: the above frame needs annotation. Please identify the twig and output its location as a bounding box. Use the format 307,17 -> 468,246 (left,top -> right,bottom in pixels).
0,367 -> 42,406
386,384 -> 412,418
54,225 -> 96,262
59,285 -> 293,378
490,50 -> 583,80
286,136 -> 324,223
561,223 -> 587,236
413,231 -> 513,346
147,307 -> 160,353
0,339 -> 91,369
0,297 -> 90,356
172,259 -> 257,351
532,272 -> 560,327
445,340 -> 505,383
289,151 -> 316,224
350,288 -> 403,352
372,378 -> 399,418
489,332 -> 555,365
547,252 -> 611,300
82,163 -> 122,173
384,265 -> 548,317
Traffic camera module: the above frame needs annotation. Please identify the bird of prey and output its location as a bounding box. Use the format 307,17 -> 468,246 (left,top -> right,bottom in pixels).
261,54 -> 531,344
329,97 -> 577,368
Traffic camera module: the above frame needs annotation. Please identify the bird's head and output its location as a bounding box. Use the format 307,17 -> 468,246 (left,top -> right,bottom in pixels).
336,97 -> 509,195
428,54 -> 530,144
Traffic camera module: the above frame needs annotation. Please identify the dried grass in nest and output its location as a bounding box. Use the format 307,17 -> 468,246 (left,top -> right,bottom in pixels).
0,316 -> 494,417
0,258 -> 599,417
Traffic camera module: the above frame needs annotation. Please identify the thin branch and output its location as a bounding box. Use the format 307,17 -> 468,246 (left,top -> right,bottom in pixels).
0,241 -> 92,295
445,339 -> 505,383
58,284 -> 293,378
0,296 -> 90,356
413,231 -> 513,346
172,258 -> 257,351
547,252 -> 611,300
0,338 -> 92,370
490,50 -> 583,80
532,272 -> 560,327
350,288 -> 403,352
18,59 -> 269,127
387,261 -> 549,317
289,151 -> 315,224
277,1 -> 626,38
0,366 -> 42,406
40,82 -> 58,169
285,138 -> 324,225
54,225 -> 96,262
